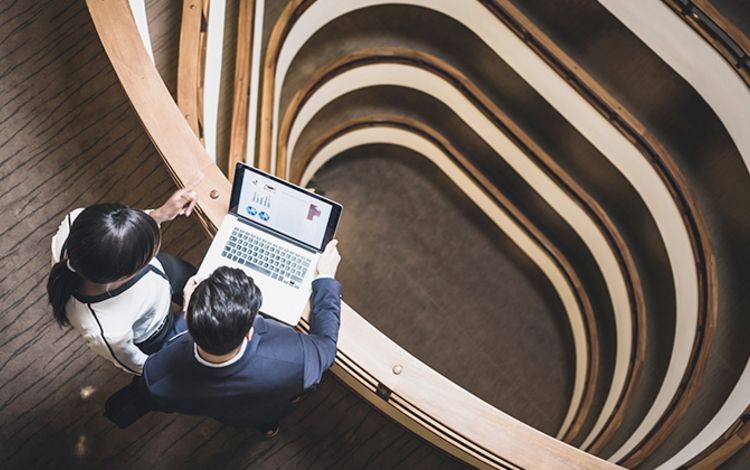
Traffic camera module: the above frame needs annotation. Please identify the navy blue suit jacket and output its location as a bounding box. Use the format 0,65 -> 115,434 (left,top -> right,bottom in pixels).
141,278 -> 341,427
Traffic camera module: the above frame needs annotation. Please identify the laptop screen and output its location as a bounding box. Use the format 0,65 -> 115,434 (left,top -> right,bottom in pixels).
230,163 -> 341,251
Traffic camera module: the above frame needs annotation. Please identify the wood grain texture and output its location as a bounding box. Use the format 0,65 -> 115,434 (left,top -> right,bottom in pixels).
488,1 -> 716,464
0,1 -> 466,468
226,0 -> 254,181
666,0 -> 750,86
83,0 -> 620,467
176,0 -> 207,139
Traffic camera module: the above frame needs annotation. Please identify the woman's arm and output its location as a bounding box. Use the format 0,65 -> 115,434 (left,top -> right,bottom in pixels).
147,188 -> 198,225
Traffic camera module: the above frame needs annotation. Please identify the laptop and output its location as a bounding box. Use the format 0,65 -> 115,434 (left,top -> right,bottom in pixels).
197,162 -> 342,325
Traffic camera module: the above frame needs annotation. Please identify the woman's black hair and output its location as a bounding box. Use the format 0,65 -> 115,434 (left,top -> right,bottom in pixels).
47,204 -> 161,326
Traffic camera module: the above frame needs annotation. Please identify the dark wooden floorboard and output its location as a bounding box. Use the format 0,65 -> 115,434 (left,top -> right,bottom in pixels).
0,1 -> 466,469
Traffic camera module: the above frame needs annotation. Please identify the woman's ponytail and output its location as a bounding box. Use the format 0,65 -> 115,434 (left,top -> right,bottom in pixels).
47,260 -> 79,326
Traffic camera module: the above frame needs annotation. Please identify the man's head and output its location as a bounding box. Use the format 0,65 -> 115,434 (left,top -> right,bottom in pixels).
187,267 -> 262,355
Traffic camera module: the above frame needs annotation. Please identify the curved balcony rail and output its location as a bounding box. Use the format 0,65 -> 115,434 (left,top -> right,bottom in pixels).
279,47 -> 647,446
85,0 -> 619,468
663,0 -> 750,87
257,2 -> 712,468
87,0 -> 750,468
496,1 -> 746,467
274,6 -> 690,446
296,113 -> 591,437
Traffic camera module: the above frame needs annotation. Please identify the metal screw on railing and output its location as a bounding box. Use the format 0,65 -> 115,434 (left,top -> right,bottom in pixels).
209,190 -> 219,199
392,365 -> 402,375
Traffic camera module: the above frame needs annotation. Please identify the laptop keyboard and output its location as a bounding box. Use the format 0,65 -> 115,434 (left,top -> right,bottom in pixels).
222,227 -> 312,289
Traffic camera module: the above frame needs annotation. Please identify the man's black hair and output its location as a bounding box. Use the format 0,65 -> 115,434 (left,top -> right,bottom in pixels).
187,267 -> 262,355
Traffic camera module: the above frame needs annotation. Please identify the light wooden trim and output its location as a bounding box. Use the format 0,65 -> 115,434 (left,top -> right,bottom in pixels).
293,113 -> 601,443
261,0 -> 715,464
692,0 -> 750,56
257,0 -> 310,172
664,0 -> 750,87
295,123 -> 618,469
277,50 -> 647,443
685,416 -> 750,469
264,6 -> 686,455
276,49 -> 650,443
485,1 -> 716,461
177,0 -> 208,140
88,0 -> 229,232
85,1 -> 620,467
227,0 -> 255,180
525,0 -> 716,463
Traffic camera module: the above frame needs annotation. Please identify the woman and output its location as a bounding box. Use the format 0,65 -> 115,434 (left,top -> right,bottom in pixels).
47,188 -> 198,375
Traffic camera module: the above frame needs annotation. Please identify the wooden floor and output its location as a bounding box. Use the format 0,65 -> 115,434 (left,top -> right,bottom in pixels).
0,1 -> 468,468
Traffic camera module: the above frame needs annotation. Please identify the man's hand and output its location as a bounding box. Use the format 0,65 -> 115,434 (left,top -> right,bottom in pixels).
316,240 -> 341,278
150,188 -> 198,224
182,274 -> 206,310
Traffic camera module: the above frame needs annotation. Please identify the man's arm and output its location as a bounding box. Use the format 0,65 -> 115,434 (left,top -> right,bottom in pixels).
301,241 -> 341,390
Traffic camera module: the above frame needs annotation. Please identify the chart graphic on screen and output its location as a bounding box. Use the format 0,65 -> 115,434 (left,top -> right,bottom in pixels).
307,204 -> 321,221
239,172 -> 334,248
251,189 -> 272,209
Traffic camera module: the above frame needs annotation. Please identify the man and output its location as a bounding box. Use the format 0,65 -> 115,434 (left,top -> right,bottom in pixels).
137,240 -> 341,435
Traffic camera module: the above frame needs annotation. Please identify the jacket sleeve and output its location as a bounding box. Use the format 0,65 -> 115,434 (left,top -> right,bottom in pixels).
301,278 -> 341,390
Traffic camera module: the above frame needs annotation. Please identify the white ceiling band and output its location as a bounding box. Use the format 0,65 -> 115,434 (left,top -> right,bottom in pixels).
285,63 -> 632,439
202,0 -> 227,163
271,0 -> 697,458
299,125 -> 588,437
244,0 -> 266,164
595,1 -> 750,465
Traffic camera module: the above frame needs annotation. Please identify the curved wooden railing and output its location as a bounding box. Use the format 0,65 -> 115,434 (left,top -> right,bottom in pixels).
591,2 -> 750,467
276,48 -> 650,444
91,0 -> 749,467
294,108 -> 602,439
85,1 -> 619,468
176,0 -> 207,140
662,0 -> 750,87
256,2 -> 713,467
483,1 -> 715,464
262,2 -> 644,452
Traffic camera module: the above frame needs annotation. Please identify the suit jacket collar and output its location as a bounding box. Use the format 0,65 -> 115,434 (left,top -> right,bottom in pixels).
191,314 -> 269,369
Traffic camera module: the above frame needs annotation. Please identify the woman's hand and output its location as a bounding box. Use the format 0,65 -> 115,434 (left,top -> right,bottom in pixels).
150,188 -> 198,224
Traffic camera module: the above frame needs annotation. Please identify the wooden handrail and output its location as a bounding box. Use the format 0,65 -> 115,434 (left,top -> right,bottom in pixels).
276,49 -> 651,444
276,47 -> 649,445
663,0 -> 750,88
258,0 -> 313,172
485,0 -> 715,464
176,0 -> 208,140
226,0 -> 255,180
86,0 -> 619,467
293,111 -> 600,439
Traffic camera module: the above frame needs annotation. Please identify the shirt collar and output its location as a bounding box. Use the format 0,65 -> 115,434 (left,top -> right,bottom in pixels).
193,338 -> 248,368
